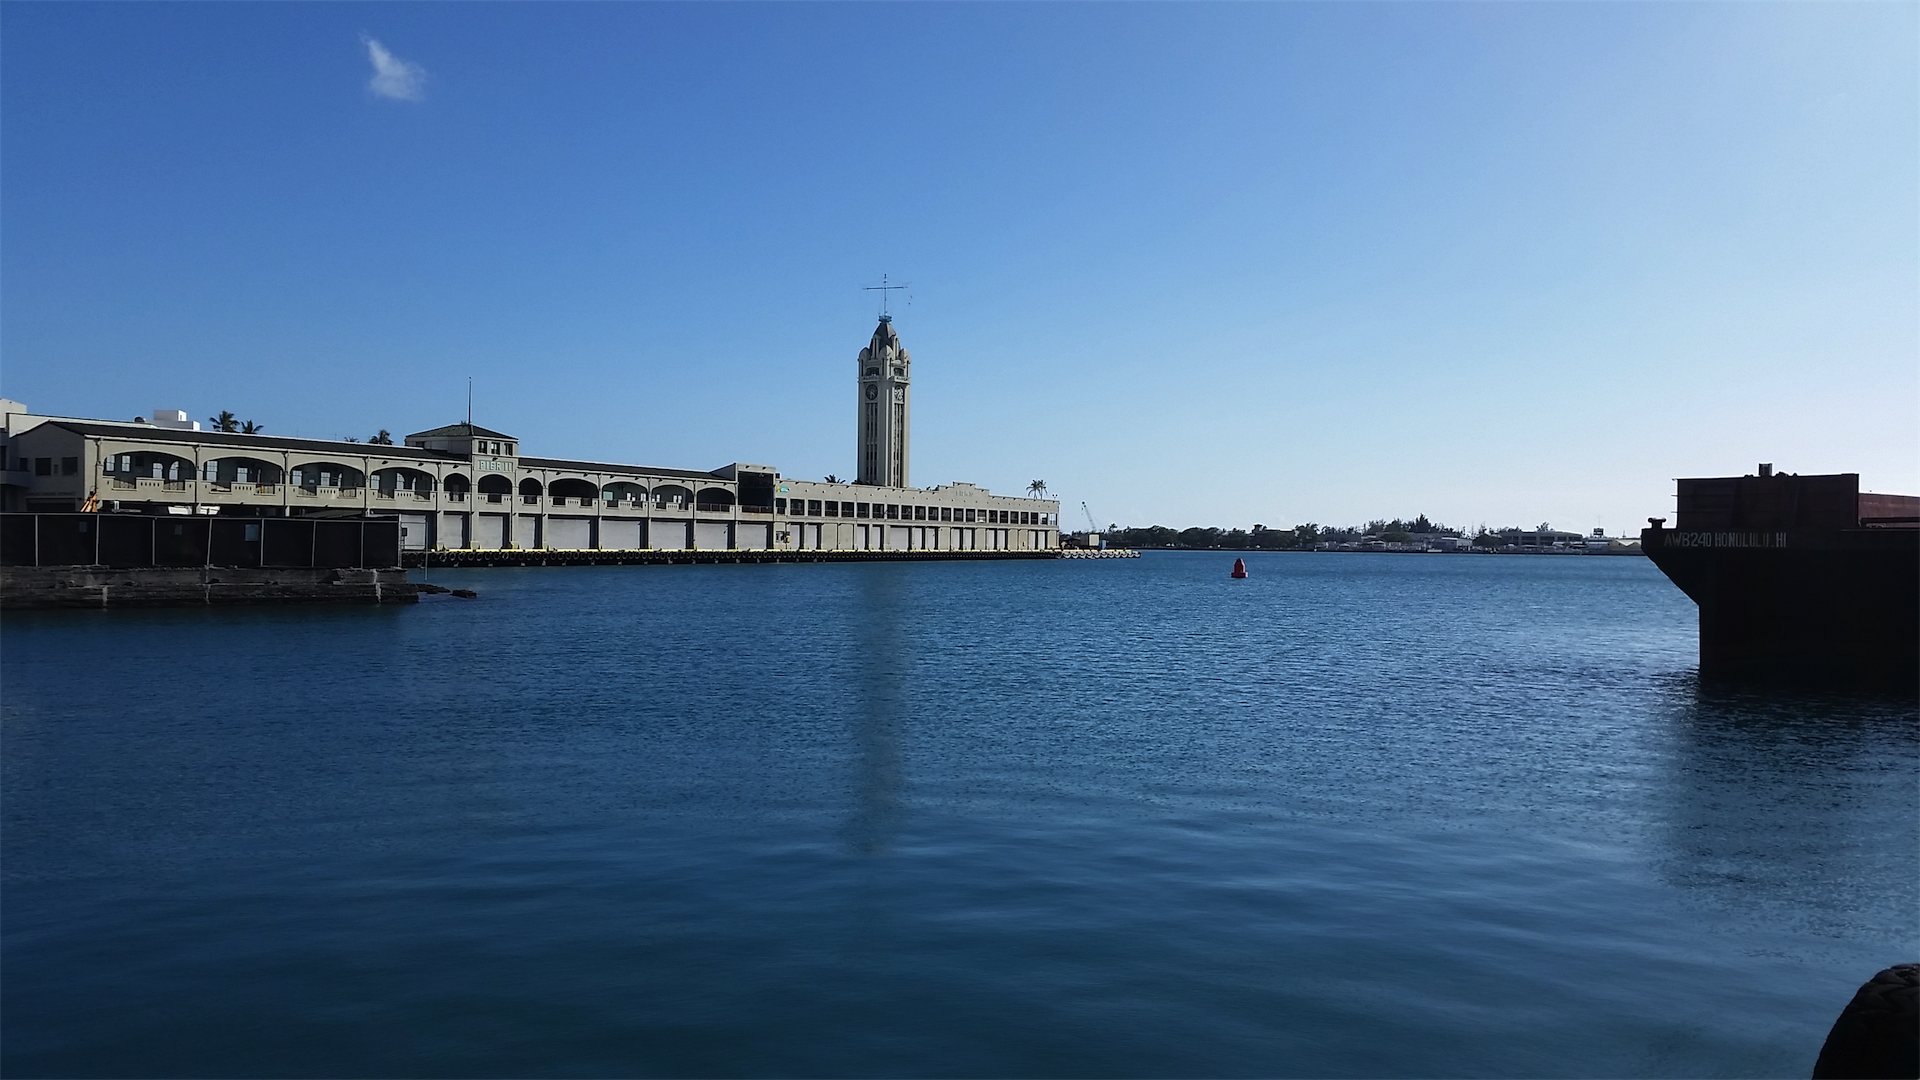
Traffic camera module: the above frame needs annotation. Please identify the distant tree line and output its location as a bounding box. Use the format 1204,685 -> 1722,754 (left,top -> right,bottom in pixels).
1097,515 -> 1548,550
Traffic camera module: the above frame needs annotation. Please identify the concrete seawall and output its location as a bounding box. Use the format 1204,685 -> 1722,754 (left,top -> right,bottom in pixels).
403,548 -> 1059,568
1,566 -> 420,610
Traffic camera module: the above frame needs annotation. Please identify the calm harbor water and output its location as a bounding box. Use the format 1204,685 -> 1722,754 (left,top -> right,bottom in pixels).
4,552 -> 1915,1078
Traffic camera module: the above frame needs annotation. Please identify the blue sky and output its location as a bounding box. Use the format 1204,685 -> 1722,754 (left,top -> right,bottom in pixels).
3,2 -> 1914,533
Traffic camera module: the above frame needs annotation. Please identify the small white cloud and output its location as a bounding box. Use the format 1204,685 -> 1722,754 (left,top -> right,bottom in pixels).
362,36 -> 426,102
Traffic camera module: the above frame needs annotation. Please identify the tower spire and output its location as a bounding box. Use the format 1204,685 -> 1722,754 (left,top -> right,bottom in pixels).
863,273 -> 910,320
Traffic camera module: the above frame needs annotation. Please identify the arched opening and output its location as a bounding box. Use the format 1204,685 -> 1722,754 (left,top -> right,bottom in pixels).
103,450 -> 196,488
199,456 -> 284,489
444,473 -> 470,501
477,473 -> 512,504
695,486 -> 735,512
519,477 -> 544,505
549,477 -> 599,507
288,461 -> 365,492
371,467 -> 434,499
602,481 -> 646,507
652,484 -> 692,511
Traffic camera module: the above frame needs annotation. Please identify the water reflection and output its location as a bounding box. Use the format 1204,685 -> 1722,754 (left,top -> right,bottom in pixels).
845,569 -> 908,856
1650,672 -> 1919,943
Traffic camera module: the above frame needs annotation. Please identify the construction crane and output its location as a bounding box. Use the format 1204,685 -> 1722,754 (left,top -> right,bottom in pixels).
1081,501 -> 1104,549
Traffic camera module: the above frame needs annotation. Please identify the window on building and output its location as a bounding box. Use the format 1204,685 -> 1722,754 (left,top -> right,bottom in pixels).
104,457 -> 117,474
34,457 -> 51,476
506,443 -> 515,455
775,498 -> 786,513
807,500 -> 822,516
824,501 -> 838,517
856,502 -> 869,518
913,505 -> 926,520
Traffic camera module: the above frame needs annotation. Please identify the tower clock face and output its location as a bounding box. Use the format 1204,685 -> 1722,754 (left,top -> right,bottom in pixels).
865,384 -> 878,401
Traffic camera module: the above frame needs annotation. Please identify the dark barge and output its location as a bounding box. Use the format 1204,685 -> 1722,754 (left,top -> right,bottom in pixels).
1641,465 -> 1918,688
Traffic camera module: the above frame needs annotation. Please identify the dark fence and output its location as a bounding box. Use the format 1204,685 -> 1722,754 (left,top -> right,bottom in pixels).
0,514 -> 402,569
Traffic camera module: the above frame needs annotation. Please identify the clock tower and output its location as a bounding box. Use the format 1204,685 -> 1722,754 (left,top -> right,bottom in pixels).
856,315 -> 911,487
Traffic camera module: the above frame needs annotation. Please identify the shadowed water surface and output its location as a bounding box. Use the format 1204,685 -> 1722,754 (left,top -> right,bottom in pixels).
4,553 -> 1915,1077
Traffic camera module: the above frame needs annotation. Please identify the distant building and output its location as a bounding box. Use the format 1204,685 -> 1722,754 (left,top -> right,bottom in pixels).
1498,527 -> 1587,549
0,320 -> 1060,555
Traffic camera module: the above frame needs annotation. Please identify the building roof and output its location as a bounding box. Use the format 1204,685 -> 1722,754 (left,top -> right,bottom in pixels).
406,422 -> 518,440
41,420 -> 464,462
516,456 -> 725,482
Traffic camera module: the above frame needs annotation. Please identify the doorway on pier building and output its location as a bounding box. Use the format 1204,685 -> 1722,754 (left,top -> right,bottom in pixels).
547,517 -> 592,550
476,513 -> 509,549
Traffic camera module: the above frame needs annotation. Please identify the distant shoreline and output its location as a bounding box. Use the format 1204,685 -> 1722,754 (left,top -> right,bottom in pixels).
1079,546 -> 1644,557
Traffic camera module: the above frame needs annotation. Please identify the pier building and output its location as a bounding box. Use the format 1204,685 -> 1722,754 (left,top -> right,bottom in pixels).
0,319 -> 1061,555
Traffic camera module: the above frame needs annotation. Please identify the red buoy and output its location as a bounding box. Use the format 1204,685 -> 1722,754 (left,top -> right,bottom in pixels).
1230,557 -> 1248,579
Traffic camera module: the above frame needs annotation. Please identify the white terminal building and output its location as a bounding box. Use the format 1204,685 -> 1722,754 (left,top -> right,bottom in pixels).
0,316 -> 1061,554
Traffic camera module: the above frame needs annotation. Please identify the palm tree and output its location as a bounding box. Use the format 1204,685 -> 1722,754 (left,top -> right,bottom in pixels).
342,435 -> 360,443
369,430 -> 393,445
824,474 -> 842,484
239,420 -> 264,434
1027,479 -> 1048,498
210,410 -> 238,433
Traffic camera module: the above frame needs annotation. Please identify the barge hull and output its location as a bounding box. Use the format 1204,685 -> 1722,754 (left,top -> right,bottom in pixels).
1644,529 -> 1917,685
1641,468 -> 1919,690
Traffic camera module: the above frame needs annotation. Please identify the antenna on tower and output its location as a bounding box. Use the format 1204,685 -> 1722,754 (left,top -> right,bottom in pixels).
864,274 -> 911,320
